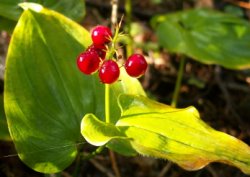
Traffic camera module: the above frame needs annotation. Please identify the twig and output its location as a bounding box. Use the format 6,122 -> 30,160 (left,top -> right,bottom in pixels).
226,82 -> 250,93
214,66 -> 232,114
214,66 -> 245,131
194,170 -> 203,177
61,171 -> 73,177
48,174 -> 57,177
109,151 -> 121,177
206,165 -> 219,177
158,162 -> 172,177
90,158 -> 116,177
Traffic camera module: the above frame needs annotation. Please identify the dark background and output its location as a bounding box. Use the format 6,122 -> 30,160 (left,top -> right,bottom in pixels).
1,0 -> 250,176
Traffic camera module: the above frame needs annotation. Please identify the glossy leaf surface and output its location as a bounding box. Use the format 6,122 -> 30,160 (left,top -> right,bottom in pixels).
4,3 -> 145,173
152,9 -> 250,69
0,0 -> 22,21
81,113 -> 137,156
0,0 -> 85,29
81,94 -> 250,174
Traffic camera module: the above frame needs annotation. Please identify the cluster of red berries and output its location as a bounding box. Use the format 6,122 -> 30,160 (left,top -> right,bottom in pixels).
77,25 -> 147,84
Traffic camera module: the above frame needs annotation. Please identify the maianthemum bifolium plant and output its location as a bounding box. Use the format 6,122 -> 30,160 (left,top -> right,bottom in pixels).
3,2 -> 250,175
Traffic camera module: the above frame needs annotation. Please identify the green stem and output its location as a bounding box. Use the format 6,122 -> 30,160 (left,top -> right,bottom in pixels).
105,84 -> 110,123
125,0 -> 133,57
125,0 -> 131,32
106,24 -> 120,60
82,146 -> 105,160
171,56 -> 186,108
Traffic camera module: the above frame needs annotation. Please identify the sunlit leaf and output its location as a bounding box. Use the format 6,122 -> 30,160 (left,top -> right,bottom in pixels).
81,94 -> 250,174
81,113 -> 137,156
152,8 -> 250,69
4,3 -> 144,173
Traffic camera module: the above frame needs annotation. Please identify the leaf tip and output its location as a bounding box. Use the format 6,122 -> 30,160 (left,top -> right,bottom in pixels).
18,2 -> 44,12
186,106 -> 200,117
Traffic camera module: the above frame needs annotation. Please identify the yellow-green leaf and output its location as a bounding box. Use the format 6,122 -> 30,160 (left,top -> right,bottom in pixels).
80,94 -> 250,174
117,94 -> 250,174
81,113 -> 137,156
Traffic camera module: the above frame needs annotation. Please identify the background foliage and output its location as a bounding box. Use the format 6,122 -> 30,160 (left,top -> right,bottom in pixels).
1,0 -> 250,177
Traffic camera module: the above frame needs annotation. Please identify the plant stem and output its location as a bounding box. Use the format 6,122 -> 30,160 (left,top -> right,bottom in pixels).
105,84 -> 111,123
82,146 -> 105,160
111,0 -> 118,33
109,151 -> 121,177
125,0 -> 133,57
125,0 -> 131,33
171,56 -> 186,108
108,1 -> 121,177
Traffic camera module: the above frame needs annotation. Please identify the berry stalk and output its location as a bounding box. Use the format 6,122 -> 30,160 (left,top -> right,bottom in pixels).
106,23 -> 121,60
105,83 -> 110,123
103,24 -> 121,123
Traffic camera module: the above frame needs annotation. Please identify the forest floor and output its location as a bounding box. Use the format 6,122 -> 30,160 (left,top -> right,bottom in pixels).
1,0 -> 250,177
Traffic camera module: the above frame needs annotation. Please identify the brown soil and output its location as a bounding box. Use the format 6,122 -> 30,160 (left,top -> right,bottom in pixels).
1,0 -> 250,177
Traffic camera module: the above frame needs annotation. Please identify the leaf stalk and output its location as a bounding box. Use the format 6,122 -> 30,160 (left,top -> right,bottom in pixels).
171,55 -> 186,107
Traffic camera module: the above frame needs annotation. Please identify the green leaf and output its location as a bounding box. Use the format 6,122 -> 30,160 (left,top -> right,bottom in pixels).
5,3 -> 145,173
0,0 -> 85,29
81,94 -> 250,174
117,95 -> 250,174
81,114 -> 136,156
0,17 -> 16,33
31,0 -> 86,22
81,114 -> 125,146
0,0 -> 22,21
152,8 -> 250,69
224,5 -> 244,17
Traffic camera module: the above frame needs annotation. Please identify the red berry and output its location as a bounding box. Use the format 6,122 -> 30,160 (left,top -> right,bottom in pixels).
91,25 -> 112,46
99,60 -> 120,84
77,51 -> 101,75
125,54 -> 147,78
87,44 -> 106,60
